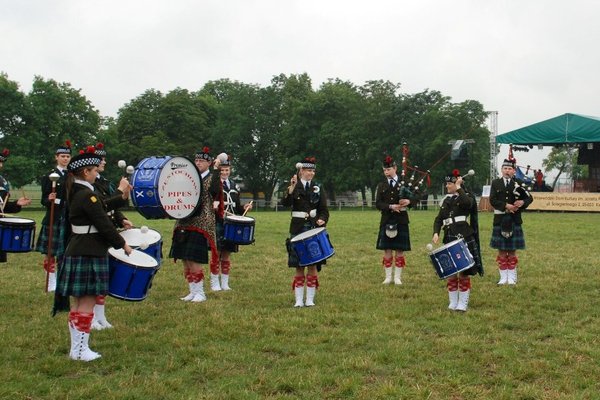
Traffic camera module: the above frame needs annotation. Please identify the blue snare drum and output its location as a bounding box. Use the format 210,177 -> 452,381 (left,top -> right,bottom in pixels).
108,248 -> 159,301
119,227 -> 163,264
0,217 -> 36,252
223,215 -> 255,245
429,238 -> 474,279
131,156 -> 201,220
290,227 -> 335,267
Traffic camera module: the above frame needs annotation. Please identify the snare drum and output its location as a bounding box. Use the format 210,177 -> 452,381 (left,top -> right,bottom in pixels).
223,215 -> 255,245
119,227 -> 163,264
108,248 -> 159,301
131,156 -> 202,219
290,227 -> 335,267
429,238 -> 474,279
0,217 -> 36,252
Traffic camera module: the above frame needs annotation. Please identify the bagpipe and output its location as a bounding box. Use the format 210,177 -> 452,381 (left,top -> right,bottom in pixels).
506,145 -> 533,201
396,142 -> 431,200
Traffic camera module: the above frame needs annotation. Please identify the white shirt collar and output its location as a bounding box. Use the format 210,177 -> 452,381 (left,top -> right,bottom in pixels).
301,179 -> 311,186
201,170 -> 210,179
74,179 -> 95,191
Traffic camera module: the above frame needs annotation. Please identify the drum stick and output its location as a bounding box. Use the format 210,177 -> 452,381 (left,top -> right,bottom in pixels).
242,201 -> 253,216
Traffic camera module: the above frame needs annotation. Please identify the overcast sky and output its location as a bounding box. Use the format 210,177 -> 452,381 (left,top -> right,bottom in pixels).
2,0 -> 599,174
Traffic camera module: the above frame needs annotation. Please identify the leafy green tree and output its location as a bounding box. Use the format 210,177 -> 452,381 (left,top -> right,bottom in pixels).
543,145 -> 582,190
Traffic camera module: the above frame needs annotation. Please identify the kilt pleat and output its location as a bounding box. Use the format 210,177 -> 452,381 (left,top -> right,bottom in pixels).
169,229 -> 209,263
376,224 -> 411,251
35,221 -> 68,258
56,255 -> 109,297
490,225 -> 526,250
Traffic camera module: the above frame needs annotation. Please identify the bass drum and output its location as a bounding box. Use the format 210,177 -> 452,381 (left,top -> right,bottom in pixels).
131,156 -> 202,219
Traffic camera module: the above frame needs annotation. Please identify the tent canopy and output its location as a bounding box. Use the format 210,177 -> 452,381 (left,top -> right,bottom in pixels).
496,113 -> 600,145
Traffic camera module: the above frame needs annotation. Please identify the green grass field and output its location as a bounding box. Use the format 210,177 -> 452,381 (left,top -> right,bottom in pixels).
1,209 -> 599,399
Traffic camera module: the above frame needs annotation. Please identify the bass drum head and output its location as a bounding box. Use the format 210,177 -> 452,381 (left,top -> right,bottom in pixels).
157,156 -> 202,219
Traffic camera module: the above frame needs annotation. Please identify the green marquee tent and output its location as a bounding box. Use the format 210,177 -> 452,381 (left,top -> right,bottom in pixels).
496,113 -> 600,145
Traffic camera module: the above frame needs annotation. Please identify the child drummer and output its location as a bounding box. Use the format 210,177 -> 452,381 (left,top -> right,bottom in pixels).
431,170 -> 483,311
53,147 -> 132,361
0,148 -> 32,263
211,154 -> 252,291
282,157 -> 329,307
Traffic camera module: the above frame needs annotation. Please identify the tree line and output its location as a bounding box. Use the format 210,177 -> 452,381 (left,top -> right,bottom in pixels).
1,72 -> 492,202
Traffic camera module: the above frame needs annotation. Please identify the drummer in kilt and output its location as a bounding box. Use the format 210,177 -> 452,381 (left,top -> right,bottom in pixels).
211,154 -> 252,291
490,158 -> 533,285
171,147 -> 222,303
432,170 -> 484,311
90,142 -> 133,330
36,141 -> 72,292
375,155 -> 417,285
282,157 -> 329,308
53,146 -> 132,361
0,148 -> 32,263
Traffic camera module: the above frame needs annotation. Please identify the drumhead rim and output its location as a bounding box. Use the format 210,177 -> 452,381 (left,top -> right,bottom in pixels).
225,215 -> 255,222
290,227 -> 326,242
0,217 -> 36,224
108,248 -> 158,268
119,228 -> 162,245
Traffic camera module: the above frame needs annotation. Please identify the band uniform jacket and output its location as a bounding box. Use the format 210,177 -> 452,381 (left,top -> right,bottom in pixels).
281,180 -> 329,235
40,168 -> 68,224
375,180 -> 418,227
433,188 -> 475,238
0,174 -> 22,214
489,177 -> 533,225
94,175 -> 129,228
65,182 -> 126,257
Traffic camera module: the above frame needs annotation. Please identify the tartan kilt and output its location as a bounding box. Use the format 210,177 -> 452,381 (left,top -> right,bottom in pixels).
490,225 -> 526,251
56,255 -> 109,297
216,221 -> 239,253
35,221 -> 67,259
169,229 -> 209,263
376,224 -> 411,251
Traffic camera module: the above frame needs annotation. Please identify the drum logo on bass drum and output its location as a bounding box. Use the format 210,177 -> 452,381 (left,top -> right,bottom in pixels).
158,160 -> 201,218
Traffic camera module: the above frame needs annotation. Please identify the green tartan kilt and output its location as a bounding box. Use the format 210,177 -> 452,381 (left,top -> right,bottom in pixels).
169,229 -> 209,264
490,225 -> 526,251
56,255 -> 109,297
35,220 -> 68,259
376,224 -> 411,251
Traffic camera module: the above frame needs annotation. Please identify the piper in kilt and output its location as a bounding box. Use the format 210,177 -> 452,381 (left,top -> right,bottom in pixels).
0,148 -> 32,263
375,155 -> 417,285
432,170 -> 484,312
90,143 -> 133,330
170,147 -> 222,303
35,141 -> 71,292
282,157 -> 330,308
489,158 -> 533,285
211,154 -> 253,291
54,146 -> 132,362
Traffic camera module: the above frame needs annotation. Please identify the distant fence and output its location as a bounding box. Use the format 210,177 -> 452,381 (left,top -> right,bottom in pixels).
16,185 -> 443,212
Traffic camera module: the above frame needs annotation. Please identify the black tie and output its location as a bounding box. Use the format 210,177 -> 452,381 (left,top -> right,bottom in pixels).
223,180 -> 229,191
505,179 -> 510,187
305,182 -> 310,193
389,179 -> 395,189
